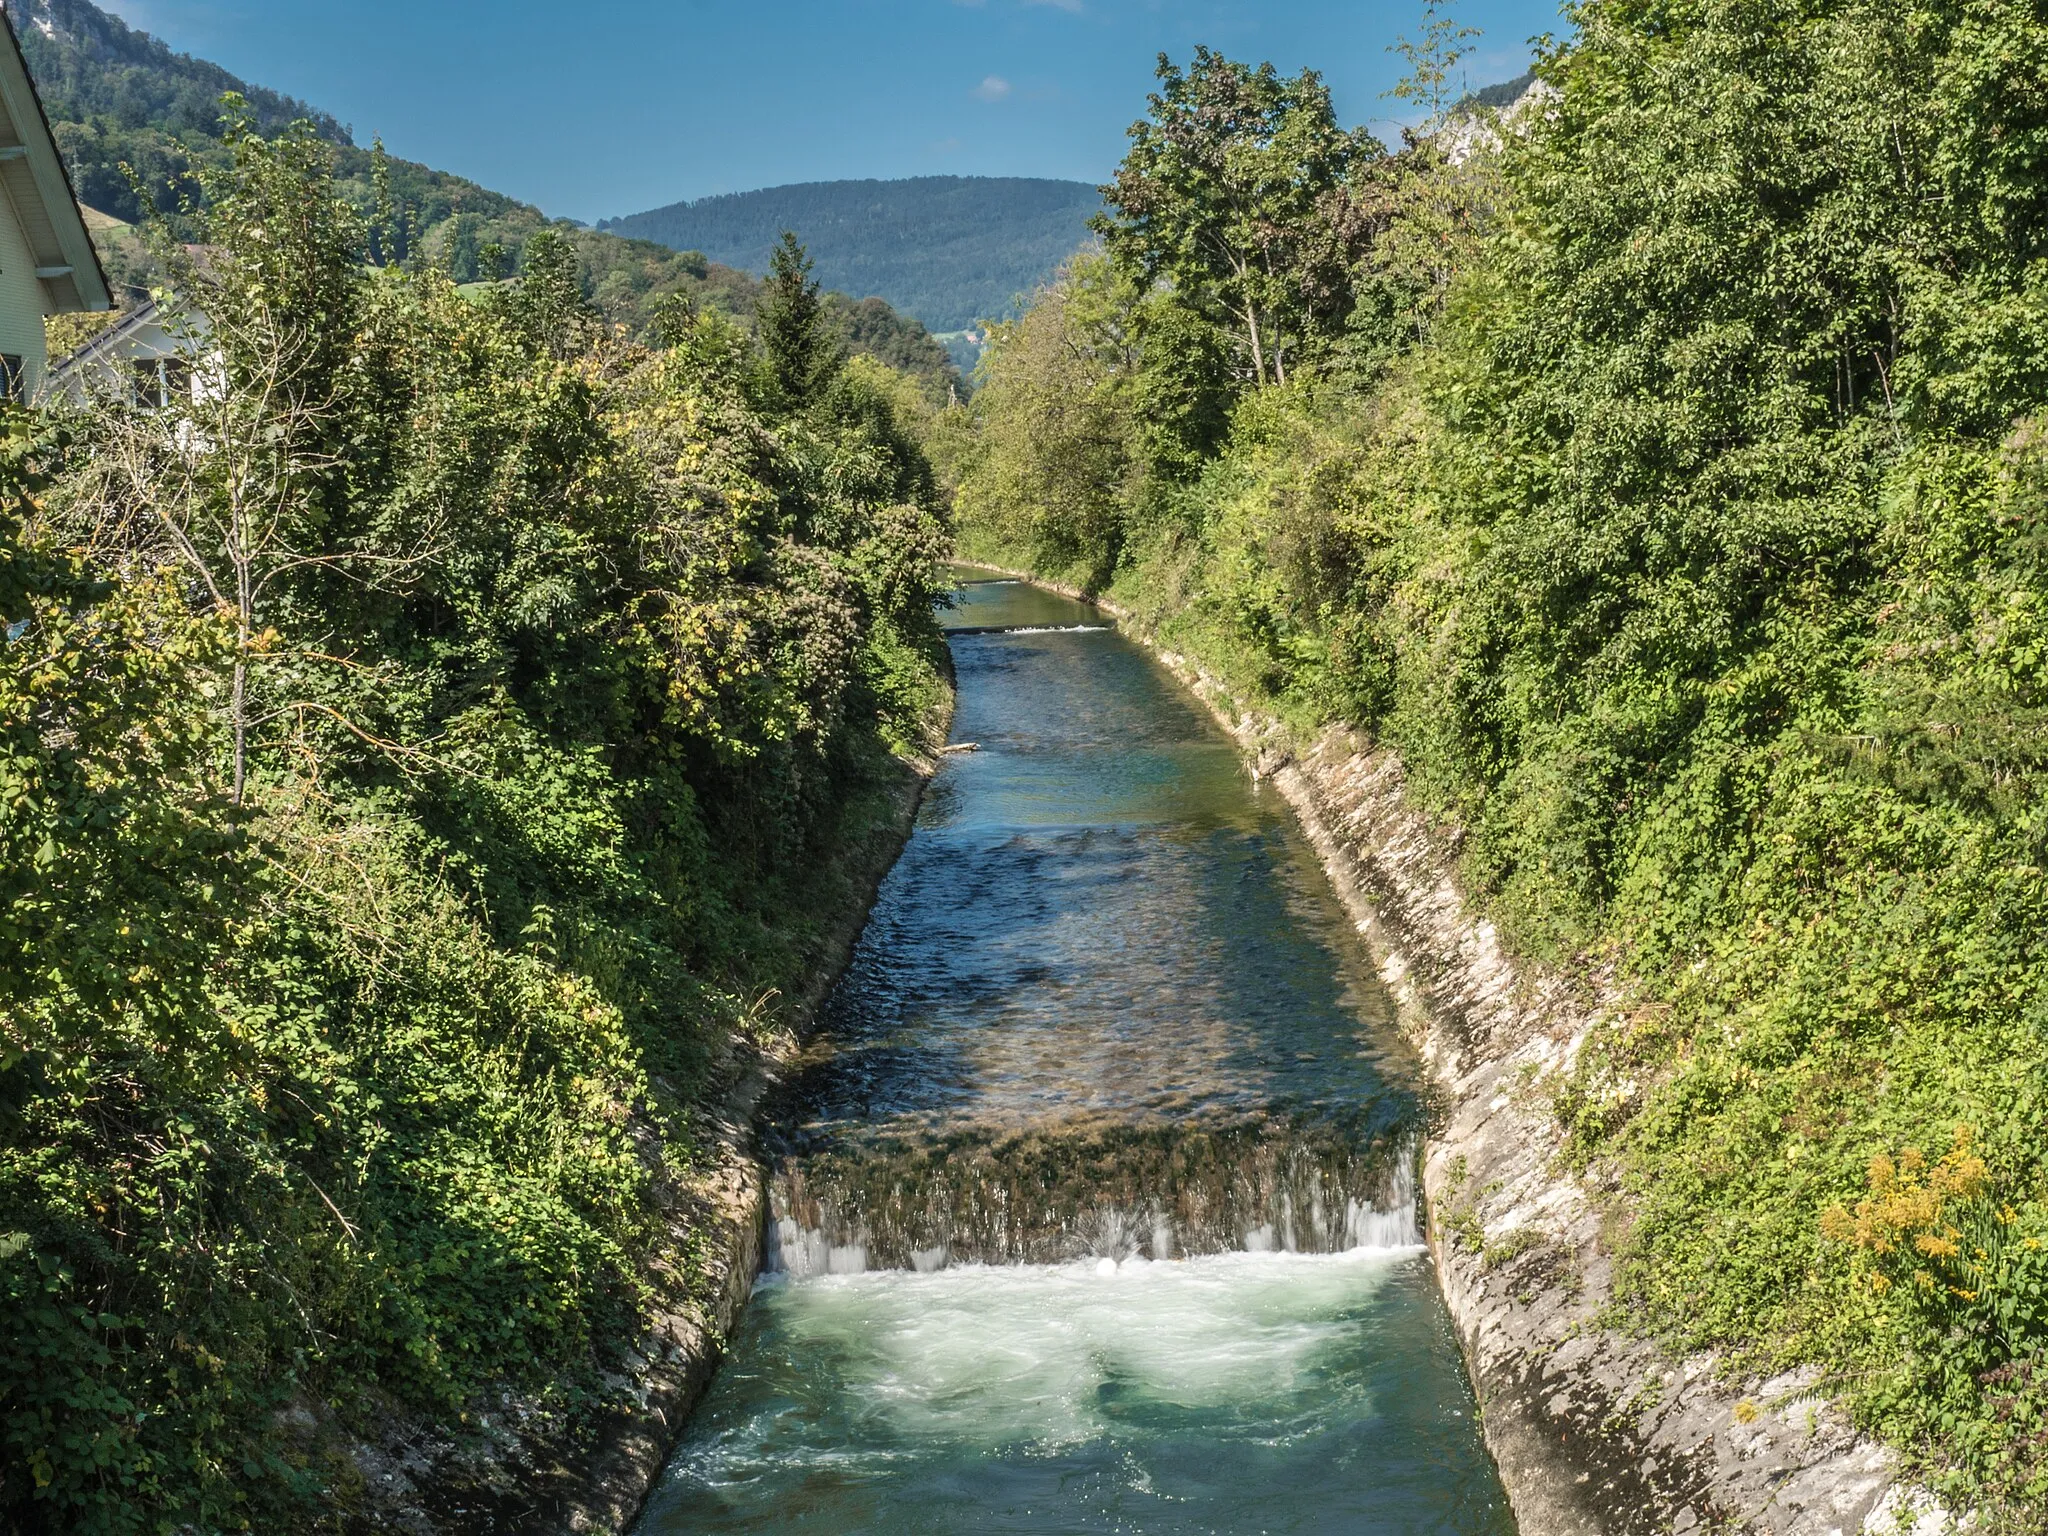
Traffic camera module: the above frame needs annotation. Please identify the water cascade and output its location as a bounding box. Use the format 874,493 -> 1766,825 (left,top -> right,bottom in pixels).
767,1119 -> 1420,1276
635,572 -> 1514,1534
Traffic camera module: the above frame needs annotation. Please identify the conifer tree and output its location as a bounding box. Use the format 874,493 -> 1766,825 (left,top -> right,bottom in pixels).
369,135 -> 396,266
755,231 -> 843,411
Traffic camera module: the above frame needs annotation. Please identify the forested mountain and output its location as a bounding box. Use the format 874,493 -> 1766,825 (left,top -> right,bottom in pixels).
9,0 -> 961,394
599,177 -> 1103,332
13,0 -> 344,145
13,0 -> 520,249
1456,70 -> 1534,109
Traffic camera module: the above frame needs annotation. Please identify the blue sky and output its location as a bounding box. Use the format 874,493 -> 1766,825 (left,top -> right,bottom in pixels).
101,0 -> 1567,223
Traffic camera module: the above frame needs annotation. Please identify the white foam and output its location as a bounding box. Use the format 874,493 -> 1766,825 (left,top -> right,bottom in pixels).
767,1215 -> 869,1278
755,1247 -> 1422,1449
769,1182 -> 1423,1276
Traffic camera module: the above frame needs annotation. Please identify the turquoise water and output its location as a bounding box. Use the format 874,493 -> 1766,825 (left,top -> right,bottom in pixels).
650,1251 -> 1507,1534
635,574 -> 1514,1533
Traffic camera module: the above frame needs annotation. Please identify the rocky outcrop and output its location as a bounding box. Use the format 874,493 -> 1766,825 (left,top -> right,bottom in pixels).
964,562 -> 1924,1536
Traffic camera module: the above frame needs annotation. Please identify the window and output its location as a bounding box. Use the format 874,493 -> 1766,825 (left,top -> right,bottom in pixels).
0,355 -> 23,403
127,358 -> 192,409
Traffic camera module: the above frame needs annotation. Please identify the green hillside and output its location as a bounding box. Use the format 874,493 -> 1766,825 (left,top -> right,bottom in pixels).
598,176 -> 1103,331
950,18 -> 2048,1522
12,0 -> 960,394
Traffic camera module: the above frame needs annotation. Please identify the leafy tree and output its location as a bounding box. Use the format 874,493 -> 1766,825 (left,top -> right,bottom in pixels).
67,105 -> 368,805
6,107 -> 953,1535
369,134 -> 397,266
955,254 -> 1139,588
1386,0 -> 1480,124
503,226 -> 605,365
1095,49 -> 1381,389
443,211 -> 483,283
956,0 -> 2048,1518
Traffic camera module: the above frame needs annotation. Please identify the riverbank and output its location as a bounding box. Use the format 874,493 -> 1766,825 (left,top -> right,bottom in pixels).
954,563 -> 1925,1536
343,691 -> 954,1536
637,569 -> 1511,1532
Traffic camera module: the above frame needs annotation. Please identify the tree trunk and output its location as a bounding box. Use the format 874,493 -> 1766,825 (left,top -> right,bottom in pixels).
232,495 -> 252,807
231,652 -> 247,806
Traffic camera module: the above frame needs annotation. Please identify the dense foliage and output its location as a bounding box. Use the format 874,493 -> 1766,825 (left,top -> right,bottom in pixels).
0,115 -> 949,1534
950,3 -> 2048,1520
598,176 -> 1104,333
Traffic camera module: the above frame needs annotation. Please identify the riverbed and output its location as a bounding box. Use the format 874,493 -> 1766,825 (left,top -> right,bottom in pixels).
634,573 -> 1513,1533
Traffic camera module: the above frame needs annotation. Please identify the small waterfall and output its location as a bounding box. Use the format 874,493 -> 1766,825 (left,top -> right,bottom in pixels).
766,1118 -> 1419,1278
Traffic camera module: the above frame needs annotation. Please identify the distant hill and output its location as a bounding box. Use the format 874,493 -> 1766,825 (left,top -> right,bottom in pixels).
1456,71 -> 1538,112
598,177 -> 1103,332
10,0 -> 962,394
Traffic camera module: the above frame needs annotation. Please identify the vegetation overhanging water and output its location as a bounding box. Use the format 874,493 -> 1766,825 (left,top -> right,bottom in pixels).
635,574 -> 1512,1533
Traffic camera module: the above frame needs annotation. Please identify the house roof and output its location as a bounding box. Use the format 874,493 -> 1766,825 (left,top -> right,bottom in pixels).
50,293 -> 160,376
0,5 -> 109,315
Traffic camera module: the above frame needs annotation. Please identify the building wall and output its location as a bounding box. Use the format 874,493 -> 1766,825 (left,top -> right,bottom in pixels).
0,189 -> 47,396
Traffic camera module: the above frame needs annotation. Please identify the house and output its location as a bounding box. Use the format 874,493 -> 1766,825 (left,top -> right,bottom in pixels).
49,292 -> 209,406
0,3 -> 109,397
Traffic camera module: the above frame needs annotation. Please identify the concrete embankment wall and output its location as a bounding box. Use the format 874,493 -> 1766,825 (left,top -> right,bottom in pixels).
967,564 -> 1918,1536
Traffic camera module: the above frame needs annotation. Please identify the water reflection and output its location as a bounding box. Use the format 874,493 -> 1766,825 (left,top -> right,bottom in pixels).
633,569 -> 1513,1534
780,573 -> 1415,1138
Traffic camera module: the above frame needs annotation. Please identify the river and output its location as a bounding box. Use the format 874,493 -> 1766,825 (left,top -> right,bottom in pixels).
633,571 -> 1514,1533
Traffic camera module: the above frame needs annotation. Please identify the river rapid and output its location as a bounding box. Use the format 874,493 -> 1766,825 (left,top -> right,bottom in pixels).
634,572 -> 1514,1534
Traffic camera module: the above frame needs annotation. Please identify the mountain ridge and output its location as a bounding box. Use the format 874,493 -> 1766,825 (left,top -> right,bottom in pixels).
10,0 -> 962,393
600,174 -> 1103,333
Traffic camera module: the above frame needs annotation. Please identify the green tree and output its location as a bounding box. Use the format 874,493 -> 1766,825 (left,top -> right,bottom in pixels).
1387,0 -> 1480,124
70,103 -> 367,805
6,103 -> 956,1533
954,253 -> 1138,587
368,133 -> 396,266
1095,49 -> 1380,389
956,0 -> 2048,1517
509,225 -> 596,354
443,210 -> 483,282
755,230 -> 843,412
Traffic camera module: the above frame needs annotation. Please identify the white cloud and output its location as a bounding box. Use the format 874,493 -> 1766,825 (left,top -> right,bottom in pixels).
974,75 -> 1013,102
1023,0 -> 1084,11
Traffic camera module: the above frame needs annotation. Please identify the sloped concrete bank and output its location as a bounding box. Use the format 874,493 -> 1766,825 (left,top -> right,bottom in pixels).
962,563 -> 1924,1536
347,706 -> 951,1536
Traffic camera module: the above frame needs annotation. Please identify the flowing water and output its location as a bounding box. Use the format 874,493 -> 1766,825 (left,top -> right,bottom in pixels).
635,573 -> 1514,1533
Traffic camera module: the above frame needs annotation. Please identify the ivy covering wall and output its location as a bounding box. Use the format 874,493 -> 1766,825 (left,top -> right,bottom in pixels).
1,118 -> 949,1533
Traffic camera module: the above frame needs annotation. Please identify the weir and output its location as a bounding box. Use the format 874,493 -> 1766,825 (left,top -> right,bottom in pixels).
635,570 -> 1514,1533
767,1118 -> 1421,1275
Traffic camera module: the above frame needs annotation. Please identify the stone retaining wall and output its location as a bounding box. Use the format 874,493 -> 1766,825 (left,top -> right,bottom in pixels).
966,563 -> 1925,1536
